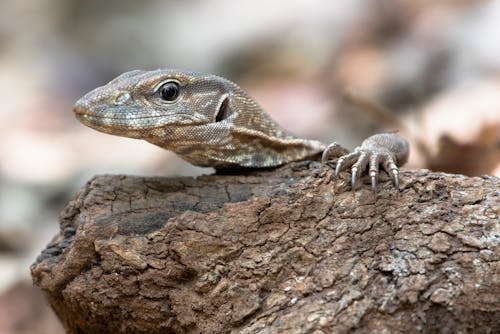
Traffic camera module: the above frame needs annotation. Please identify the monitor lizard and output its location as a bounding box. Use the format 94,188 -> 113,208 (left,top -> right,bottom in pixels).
73,69 -> 409,191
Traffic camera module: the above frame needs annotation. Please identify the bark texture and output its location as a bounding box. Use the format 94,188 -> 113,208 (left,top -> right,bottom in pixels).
31,162 -> 500,334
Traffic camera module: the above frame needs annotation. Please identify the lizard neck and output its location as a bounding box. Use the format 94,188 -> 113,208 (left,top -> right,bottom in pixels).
146,120 -> 326,169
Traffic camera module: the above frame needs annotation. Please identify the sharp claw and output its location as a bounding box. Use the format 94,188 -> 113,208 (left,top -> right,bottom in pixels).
335,158 -> 344,176
371,174 -> 376,192
393,169 -> 399,190
351,168 -> 357,190
321,149 -> 329,167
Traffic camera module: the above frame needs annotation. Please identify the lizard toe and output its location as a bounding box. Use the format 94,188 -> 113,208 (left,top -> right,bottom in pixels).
321,142 -> 350,167
350,151 -> 369,190
368,153 -> 381,192
382,156 -> 399,190
334,151 -> 360,176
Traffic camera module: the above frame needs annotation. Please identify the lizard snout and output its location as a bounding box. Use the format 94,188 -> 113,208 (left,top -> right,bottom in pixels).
72,103 -> 86,116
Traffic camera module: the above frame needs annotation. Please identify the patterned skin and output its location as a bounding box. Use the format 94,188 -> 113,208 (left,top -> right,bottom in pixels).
74,69 -> 409,190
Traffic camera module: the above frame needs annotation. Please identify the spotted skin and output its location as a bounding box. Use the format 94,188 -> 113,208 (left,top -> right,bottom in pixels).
74,69 -> 409,190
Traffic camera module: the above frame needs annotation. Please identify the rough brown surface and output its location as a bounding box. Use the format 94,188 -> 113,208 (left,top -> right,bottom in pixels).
31,162 -> 500,334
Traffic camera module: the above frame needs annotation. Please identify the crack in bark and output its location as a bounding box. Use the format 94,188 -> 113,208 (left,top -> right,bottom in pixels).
31,166 -> 500,334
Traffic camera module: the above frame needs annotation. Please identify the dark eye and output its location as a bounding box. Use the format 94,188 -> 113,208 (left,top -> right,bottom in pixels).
159,82 -> 179,101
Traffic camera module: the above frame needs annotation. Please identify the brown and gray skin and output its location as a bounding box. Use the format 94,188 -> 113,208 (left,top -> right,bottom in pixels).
73,69 -> 409,190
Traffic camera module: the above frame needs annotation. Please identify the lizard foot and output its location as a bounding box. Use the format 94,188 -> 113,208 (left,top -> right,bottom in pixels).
321,143 -> 399,191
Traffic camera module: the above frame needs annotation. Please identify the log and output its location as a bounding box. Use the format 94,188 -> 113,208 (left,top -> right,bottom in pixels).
31,161 -> 500,333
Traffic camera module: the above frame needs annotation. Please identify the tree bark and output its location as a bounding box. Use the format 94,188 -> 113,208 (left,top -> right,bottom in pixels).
31,161 -> 500,334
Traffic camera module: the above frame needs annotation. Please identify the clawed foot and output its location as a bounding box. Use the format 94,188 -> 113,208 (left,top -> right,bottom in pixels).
321,143 -> 399,191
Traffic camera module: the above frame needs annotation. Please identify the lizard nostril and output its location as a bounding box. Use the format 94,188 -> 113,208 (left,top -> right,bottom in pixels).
114,92 -> 131,105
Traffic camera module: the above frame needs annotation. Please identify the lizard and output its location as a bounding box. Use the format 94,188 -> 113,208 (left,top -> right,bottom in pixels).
73,69 -> 409,191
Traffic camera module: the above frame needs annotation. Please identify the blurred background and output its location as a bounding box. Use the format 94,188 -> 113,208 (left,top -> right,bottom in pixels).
1,0 -> 500,332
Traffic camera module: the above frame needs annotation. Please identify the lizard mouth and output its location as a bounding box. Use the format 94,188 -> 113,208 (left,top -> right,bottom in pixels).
73,105 -> 205,132
73,106 -> 92,124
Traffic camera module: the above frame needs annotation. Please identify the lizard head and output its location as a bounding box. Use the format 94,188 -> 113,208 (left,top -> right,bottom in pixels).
73,69 -> 324,168
73,69 -> 237,139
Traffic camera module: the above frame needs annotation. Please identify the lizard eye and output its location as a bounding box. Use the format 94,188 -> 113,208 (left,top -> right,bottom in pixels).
159,82 -> 179,101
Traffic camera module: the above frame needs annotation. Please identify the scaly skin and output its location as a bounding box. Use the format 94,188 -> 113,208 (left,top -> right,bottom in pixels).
73,69 -> 409,190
